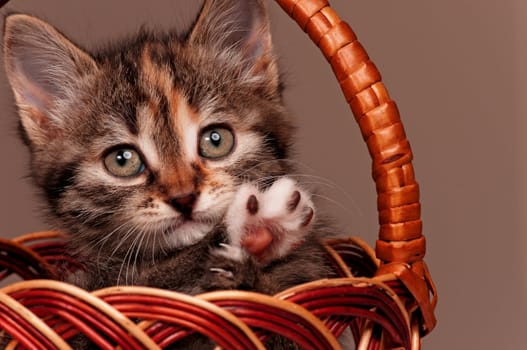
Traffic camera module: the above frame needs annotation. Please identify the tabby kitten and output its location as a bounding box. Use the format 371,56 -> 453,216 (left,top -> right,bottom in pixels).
3,0 -> 332,302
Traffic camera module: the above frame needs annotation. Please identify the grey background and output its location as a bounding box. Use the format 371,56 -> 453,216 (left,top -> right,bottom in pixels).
0,0 -> 526,349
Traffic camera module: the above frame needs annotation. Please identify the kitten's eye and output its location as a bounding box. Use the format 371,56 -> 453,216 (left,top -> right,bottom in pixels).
104,148 -> 145,177
199,127 -> 235,159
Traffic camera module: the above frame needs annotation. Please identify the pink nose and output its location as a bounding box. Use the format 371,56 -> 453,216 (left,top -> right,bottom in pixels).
169,193 -> 197,218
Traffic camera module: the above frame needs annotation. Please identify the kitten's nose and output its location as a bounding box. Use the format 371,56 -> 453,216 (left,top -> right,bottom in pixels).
169,193 -> 197,218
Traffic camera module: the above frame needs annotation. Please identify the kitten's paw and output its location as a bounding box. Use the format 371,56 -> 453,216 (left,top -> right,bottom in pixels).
225,177 -> 315,263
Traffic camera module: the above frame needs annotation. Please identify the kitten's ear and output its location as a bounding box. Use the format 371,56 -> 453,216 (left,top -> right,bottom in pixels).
3,14 -> 97,144
189,0 -> 279,87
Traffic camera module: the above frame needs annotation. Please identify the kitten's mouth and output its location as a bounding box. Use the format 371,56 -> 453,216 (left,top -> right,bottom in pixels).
165,211 -> 218,233
160,211 -> 221,248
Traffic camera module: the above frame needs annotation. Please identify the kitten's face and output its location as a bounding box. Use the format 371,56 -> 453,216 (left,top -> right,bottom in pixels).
3,0 -> 294,257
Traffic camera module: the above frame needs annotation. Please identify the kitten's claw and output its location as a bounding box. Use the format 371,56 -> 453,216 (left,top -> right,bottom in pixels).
215,243 -> 246,262
302,207 -> 314,227
287,190 -> 301,212
247,195 -> 259,215
209,268 -> 234,279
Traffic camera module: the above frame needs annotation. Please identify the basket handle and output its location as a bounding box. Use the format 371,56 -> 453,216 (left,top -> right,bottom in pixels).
274,0 -> 436,333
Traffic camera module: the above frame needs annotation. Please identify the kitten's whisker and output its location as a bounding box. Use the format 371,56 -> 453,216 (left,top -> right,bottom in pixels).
237,171 -> 363,216
233,163 -> 336,187
157,221 -> 170,255
310,193 -> 357,216
247,173 -> 338,191
129,233 -> 144,285
93,220 -> 130,248
149,224 -> 159,268
231,158 -> 301,178
231,156 -> 357,197
302,181 -> 364,217
118,225 -> 142,286
102,223 -> 133,258
75,207 -> 129,226
112,223 -> 141,262
132,230 -> 148,285
74,220 -> 132,268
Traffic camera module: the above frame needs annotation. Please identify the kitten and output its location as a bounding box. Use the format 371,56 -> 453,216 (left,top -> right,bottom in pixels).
4,0 -> 333,328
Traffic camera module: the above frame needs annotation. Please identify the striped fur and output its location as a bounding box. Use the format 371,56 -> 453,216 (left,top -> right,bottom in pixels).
3,0 -> 331,304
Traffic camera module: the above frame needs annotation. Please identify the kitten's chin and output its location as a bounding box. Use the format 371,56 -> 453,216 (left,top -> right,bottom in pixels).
165,220 -> 213,249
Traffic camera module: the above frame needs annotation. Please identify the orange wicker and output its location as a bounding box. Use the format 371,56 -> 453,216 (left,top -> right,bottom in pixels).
0,0 -> 437,349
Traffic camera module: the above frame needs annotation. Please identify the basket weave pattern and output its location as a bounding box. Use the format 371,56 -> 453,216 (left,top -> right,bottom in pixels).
0,0 -> 437,349
1,232 -> 413,349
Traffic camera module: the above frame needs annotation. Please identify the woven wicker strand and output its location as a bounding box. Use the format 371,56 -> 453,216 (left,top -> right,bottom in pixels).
94,287 -> 267,350
0,0 -> 437,349
0,291 -> 71,349
201,291 -> 342,349
1,280 -> 160,349
0,237 -> 57,281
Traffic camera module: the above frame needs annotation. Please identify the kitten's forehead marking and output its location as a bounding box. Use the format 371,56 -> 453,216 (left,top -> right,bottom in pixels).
139,46 -> 200,163
136,104 -> 161,170
175,97 -> 200,162
140,45 -> 173,104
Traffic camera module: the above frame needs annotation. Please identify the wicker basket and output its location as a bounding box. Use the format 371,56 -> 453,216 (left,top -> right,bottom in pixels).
0,0 -> 437,349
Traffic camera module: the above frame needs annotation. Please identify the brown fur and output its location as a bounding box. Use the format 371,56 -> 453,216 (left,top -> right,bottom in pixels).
3,1 -> 336,348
